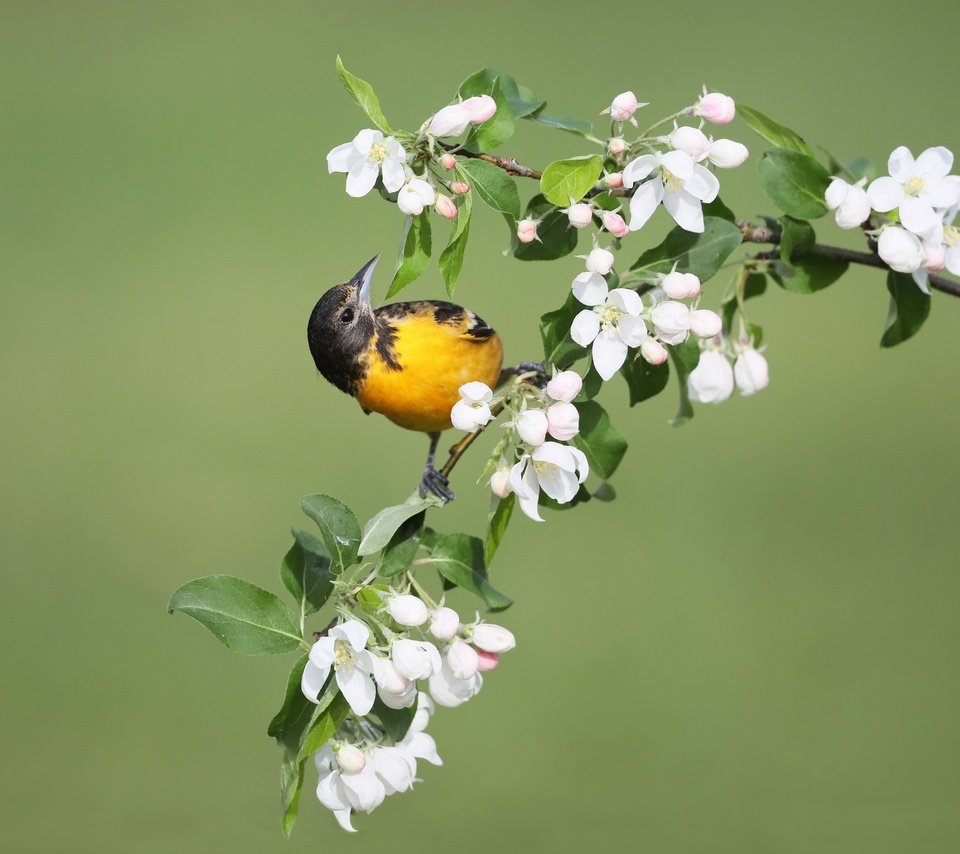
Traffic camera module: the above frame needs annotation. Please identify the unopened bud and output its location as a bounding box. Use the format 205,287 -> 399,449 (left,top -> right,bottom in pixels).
475,648 -> 500,672
429,606 -> 460,642
609,91 -> 639,122
451,181 -> 470,195
607,137 -> 626,155
585,247 -> 615,275
546,369 -> 583,403
472,623 -> 516,653
388,594 -> 430,627
708,138 -> 749,169
439,153 -> 457,170
689,309 -> 723,339
695,92 -> 736,124
517,217 -> 539,244
336,743 -> 366,774
923,243 -> 947,273
661,270 -> 701,300
734,348 -> 769,396
601,210 -> 629,237
546,401 -> 580,441
490,468 -> 512,499
669,125 -> 710,159
435,194 -> 458,220
516,409 -> 548,446
462,94 -> 497,124
606,172 -> 624,189
446,639 -> 480,680
640,339 -> 668,365
564,203 -> 593,229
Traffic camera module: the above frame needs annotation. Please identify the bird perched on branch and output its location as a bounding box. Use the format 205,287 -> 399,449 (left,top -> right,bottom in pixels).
307,255 -> 504,501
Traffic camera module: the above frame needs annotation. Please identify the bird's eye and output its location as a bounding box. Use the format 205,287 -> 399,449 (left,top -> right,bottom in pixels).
340,308 -> 354,324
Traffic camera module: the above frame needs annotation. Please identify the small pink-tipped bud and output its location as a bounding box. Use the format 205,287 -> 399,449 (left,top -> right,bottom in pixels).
546,370 -> 583,403
462,94 -> 497,124
707,139 -> 749,169
439,153 -> 457,170
429,606 -> 460,642
436,194 -> 458,220
609,91 -> 639,122
607,137 -> 626,155
517,217 -> 539,244
585,247 -> 615,275
689,309 -> 723,339
336,743 -> 366,774
695,92 -> 736,124
923,243 -> 947,273
564,203 -> 593,229
446,639 -> 480,680
475,648 -> 500,672
640,339 -> 669,366
661,270 -> 701,299
606,172 -> 624,189
601,210 -> 629,238
388,594 -> 430,627
546,401 -> 580,441
490,468 -> 512,499
472,623 -> 516,653
451,182 -> 470,195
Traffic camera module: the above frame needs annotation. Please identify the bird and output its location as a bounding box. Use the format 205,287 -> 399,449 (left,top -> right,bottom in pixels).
307,254 -> 504,501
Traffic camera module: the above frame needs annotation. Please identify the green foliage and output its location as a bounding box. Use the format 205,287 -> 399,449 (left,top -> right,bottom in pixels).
335,56 -> 391,134
457,68 -> 545,119
456,158 -> 521,219
423,533 -> 512,610
359,495 -> 435,556
377,513 -> 427,578
529,111 -> 593,136
485,493 -> 515,565
621,354 -> 670,405
300,494 -> 361,575
570,401 -> 627,480
514,194 -> 579,261
279,530 -> 334,618
540,292 -> 586,369
439,188 -> 472,297
771,255 -> 848,294
721,271 -> 767,330
737,103 -> 815,157
629,217 -> 743,282
465,77 -> 515,152
779,216 -> 815,263
168,575 -> 302,655
758,148 -> 830,219
539,155 -> 603,206
881,271 -> 931,347
387,213 -> 432,297
371,697 -> 417,743
667,338 -> 702,427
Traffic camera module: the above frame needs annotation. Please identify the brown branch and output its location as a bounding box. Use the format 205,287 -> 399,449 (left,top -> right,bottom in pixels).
439,142 -> 542,179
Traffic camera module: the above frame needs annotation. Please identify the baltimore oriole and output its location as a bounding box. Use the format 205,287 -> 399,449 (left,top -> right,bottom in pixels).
307,255 -> 504,500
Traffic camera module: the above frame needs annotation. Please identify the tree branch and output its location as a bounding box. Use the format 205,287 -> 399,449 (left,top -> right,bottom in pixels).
440,142 -> 542,179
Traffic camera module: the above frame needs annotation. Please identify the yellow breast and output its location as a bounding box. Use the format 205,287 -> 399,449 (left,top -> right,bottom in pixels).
356,308 -> 503,433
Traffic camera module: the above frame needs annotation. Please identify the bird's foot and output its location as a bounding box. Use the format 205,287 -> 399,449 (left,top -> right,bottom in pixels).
419,466 -> 455,503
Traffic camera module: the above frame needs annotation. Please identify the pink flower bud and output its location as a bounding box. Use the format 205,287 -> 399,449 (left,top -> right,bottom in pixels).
388,594 -> 430,627
607,137 -> 626,155
472,623 -> 516,653
546,370 -> 583,403
336,743 -> 366,774
546,401 -> 580,441
439,153 -> 457,170
733,348 -> 769,396
689,309 -> 723,339
601,210 -> 629,237
436,194 -> 458,220
517,217 -> 539,244
428,103 -> 471,138
462,94 -> 497,124
516,409 -> 548,446
475,648 -> 500,672
585,247 -> 615,275
696,92 -> 736,124
564,203 -> 593,229
923,243 -> 947,273
669,125 -> 711,159
661,271 -> 701,300
451,182 -> 470,195
609,91 -> 639,122
640,339 -> 668,365
446,639 -> 480,680
707,138 -> 749,169
429,606 -> 460,642
606,172 -> 624,189
490,468 -> 512,499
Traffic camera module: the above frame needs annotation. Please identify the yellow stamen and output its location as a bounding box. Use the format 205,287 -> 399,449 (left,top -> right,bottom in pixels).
662,167 -> 685,194
904,175 -> 925,196
369,143 -> 388,164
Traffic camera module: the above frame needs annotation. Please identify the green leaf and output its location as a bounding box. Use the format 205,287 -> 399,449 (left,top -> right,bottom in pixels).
620,354 -> 669,405
299,494 -> 361,575
335,56 -> 391,134
371,697 -> 417,742
779,216 -> 815,263
737,103 -> 814,157
770,255 -> 848,294
514,194 -> 579,262
570,401 -> 627,480
422,533 -> 512,610
530,110 -> 593,136
757,148 -> 830,219
667,338 -> 701,427
270,656 -> 316,839
539,292 -> 585,370
377,511 -> 427,578
168,575 -> 302,655
485,493 -> 515,565
298,692 -> 350,763
539,484 -> 591,512
457,68 -> 545,118
439,195 -> 471,297
702,196 -> 736,222
575,361 -> 604,402
387,214 -> 432,298
465,76 -> 515,152
456,159 -> 521,219
539,155 -> 603,206
629,216 -> 743,282
881,271 -> 931,347
359,496 -> 434,556
593,481 -> 616,502
279,531 -> 333,617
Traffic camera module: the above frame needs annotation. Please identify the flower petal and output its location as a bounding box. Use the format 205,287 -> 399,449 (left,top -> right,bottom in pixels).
337,666 -> 376,716
332,620 -> 370,652
660,149 -> 695,181
570,309 -> 601,346
663,188 -> 704,233
824,178 -> 850,210
301,661 -> 330,703
899,197 -> 939,240
919,177 -> 960,210
911,268 -> 931,295
567,446 -> 590,483
622,154 -> 657,188
308,637 -> 336,668
380,157 -> 406,193
628,179 -> 664,231
607,287 -> 643,315
535,464 -> 579,503
867,176 -> 904,212
327,142 -> 357,173
317,771 -> 349,811
572,271 -> 609,306
915,146 -> 953,181
332,809 -> 356,833
345,159 -> 379,198
887,146 -> 915,183
617,314 -> 648,347
339,766 -> 385,812
532,441 -> 576,472
687,164 -> 720,202
592,328 -> 628,380
403,731 -> 443,766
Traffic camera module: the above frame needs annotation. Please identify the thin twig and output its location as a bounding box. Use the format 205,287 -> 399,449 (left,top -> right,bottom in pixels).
439,142 -> 542,179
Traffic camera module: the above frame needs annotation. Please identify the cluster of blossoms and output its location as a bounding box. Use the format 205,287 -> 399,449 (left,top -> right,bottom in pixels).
302,599 -> 515,831
451,371 -> 589,521
824,145 -> 960,292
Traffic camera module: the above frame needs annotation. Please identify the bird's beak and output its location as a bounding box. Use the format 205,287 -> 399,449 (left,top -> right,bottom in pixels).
351,254 -> 381,305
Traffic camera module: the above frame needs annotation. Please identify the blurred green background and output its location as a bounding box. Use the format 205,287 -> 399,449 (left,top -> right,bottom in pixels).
3,2 -> 959,851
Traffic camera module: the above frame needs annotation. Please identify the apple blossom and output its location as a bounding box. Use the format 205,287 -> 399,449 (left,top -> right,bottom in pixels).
396,177 -> 436,216
427,103 -> 472,138
398,694 -> 443,766
608,137 -> 626,155
516,409 -> 548,446
706,138 -> 749,169
450,381 -> 493,431
606,172 -> 624,189
687,350 -> 735,404
451,181 -> 470,195
689,309 -> 723,339
472,623 -> 516,653
475,649 -> 500,671
489,468 -> 512,499
564,202 -> 594,229
429,660 -> 483,708
825,177 -> 871,229
606,91 -> 639,122
316,752 -> 385,832
387,594 -> 429,627
733,348 -> 769,396
446,639 -> 480,680
695,91 -> 736,124
660,270 -> 701,299
546,401 -> 579,441
585,247 -> 615,275
622,149 -> 720,233
369,656 -> 417,710
508,442 -> 589,522
640,339 -> 668,365
439,152 -> 457,170
302,620 -> 376,716
650,300 -> 691,345
429,606 -> 460,642
546,370 -> 583,403
327,128 -> 407,198
435,194 -> 458,220
336,743 -> 367,774
877,226 -> 924,273
601,209 -> 629,237
462,94 -> 497,123
391,638 -> 442,681
517,217 -> 539,243
670,126 -> 747,169
670,125 -> 711,160
570,285 -> 648,380
371,746 -> 417,795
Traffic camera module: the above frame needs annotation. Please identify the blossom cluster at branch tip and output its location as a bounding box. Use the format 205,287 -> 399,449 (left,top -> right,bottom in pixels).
426,95 -> 497,138
327,129 -> 407,198
304,603 -> 516,831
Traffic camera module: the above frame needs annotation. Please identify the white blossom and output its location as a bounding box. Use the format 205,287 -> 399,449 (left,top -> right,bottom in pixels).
570,284 -> 647,380
489,467 -> 512,499
640,339 -> 668,365
302,620 -> 376,716
585,247 -> 615,275
689,309 -> 723,339
517,217 -> 539,243
475,649 -> 500,671
563,202 -> 594,229
661,270 -> 701,299
396,177 -> 436,216
825,177 -> 871,229
601,210 -> 629,237
428,660 -> 483,707
734,348 -> 769,396
316,752 -> 384,832
650,300 -> 691,345
695,91 -> 736,124
428,606 -> 460,642
516,408 -> 548,446
387,594 -> 429,627
450,381 -> 493,431
327,129 -> 407,198
427,103 -> 472,138
336,743 -> 367,774
472,623 -> 516,653
369,656 -> 417,710
622,150 -> 720,233
446,639 -> 480,680
391,638 -> 442,681
546,401 -> 579,441
462,94 -> 497,123
546,370 -> 583,403
877,226 -> 924,273
435,194 -> 457,220
669,126 -> 748,169
508,442 -> 589,522
605,91 -> 640,122
687,350 -> 734,404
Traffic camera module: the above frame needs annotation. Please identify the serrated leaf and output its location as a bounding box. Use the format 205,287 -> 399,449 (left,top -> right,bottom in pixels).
737,103 -> 814,157
620,354 -> 669,405
668,338 -> 701,427
539,291 -> 585,369
279,531 -> 333,617
629,216 -> 743,281
439,190 -> 471,297
387,214 -> 432,297
881,271 -> 931,347
359,496 -> 434,556
335,56 -> 391,134
514,194 -> 579,262
757,148 -> 830,219
540,155 -> 603,206
485,493 -> 515,565
421,533 -> 512,610
168,575 -> 302,655
570,401 -> 627,480
300,494 -> 361,575
455,159 -> 521,218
